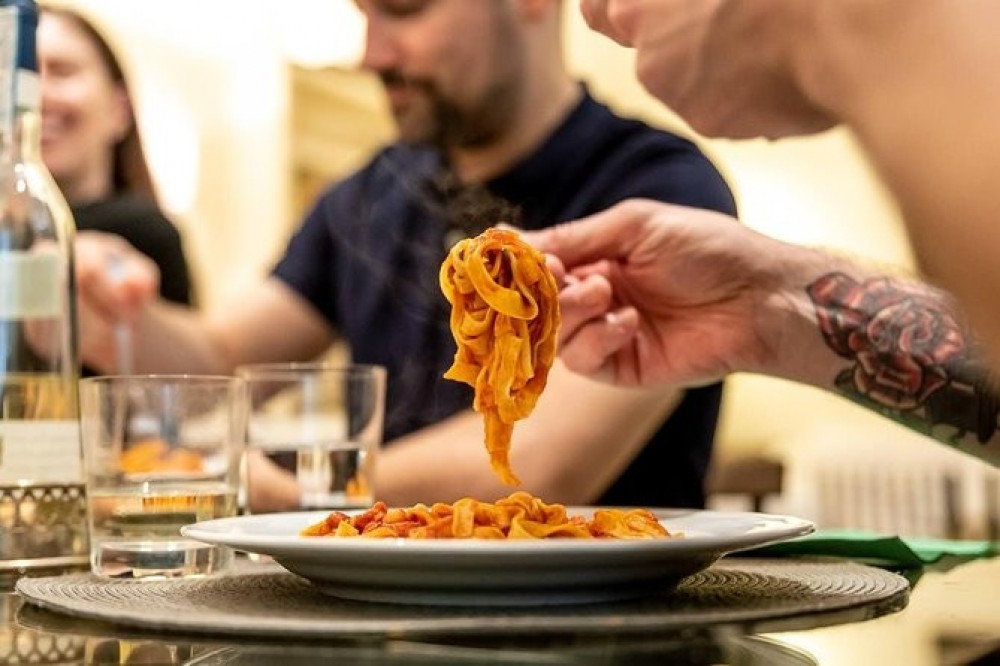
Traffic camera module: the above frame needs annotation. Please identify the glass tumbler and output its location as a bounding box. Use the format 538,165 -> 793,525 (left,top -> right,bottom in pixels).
79,375 -> 245,578
237,363 -> 386,514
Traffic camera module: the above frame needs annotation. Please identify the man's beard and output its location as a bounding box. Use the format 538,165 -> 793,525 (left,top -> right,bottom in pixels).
381,71 -> 519,151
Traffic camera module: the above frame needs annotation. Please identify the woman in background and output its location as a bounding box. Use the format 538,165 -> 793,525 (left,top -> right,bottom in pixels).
39,6 -> 193,319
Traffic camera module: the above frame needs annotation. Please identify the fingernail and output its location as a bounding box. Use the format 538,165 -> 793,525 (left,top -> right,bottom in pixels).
606,311 -> 625,334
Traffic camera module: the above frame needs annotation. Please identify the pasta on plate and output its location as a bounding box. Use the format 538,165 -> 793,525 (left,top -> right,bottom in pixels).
300,491 -> 672,539
439,228 -> 560,486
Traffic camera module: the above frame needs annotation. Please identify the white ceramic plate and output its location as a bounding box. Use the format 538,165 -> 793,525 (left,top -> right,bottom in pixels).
182,508 -> 814,606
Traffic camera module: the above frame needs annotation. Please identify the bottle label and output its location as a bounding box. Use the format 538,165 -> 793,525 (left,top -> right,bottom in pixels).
16,68 -> 39,111
0,420 -> 83,485
0,252 -> 61,318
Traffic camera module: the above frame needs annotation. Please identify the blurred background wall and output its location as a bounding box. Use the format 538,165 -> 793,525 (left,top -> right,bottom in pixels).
50,0 -> 995,531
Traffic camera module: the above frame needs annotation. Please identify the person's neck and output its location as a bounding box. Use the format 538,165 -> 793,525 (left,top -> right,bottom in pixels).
448,78 -> 582,185
787,0 -> 861,127
56,169 -> 113,206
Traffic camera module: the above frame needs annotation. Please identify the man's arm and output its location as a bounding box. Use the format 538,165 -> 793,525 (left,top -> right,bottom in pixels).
716,250 -> 1000,466
776,265 -> 1000,464
376,361 -> 683,506
533,200 -> 1000,467
795,0 -> 1000,368
130,279 -> 337,374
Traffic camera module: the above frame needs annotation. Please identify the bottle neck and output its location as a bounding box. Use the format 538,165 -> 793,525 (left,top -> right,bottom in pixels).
0,1 -> 41,159
3,99 -> 42,163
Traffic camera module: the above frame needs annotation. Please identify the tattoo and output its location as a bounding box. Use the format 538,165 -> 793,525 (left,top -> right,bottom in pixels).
808,272 -> 1000,445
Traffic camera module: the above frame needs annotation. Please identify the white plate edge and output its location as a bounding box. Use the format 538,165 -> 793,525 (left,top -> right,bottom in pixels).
180,509 -> 815,556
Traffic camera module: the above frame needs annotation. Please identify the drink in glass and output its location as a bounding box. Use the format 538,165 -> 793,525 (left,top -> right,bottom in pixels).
79,375 -> 245,578
238,363 -> 385,513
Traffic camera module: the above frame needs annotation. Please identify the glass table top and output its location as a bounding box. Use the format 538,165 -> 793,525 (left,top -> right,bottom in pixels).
2,555 -> 998,665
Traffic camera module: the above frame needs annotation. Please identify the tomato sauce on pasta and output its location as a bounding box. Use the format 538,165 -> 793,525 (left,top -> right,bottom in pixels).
438,228 -> 560,486
300,491 -> 671,539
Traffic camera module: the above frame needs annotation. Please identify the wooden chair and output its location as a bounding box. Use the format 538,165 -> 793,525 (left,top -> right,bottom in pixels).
706,455 -> 785,513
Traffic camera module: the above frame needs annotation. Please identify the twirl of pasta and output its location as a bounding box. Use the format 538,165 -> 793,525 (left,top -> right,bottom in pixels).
439,228 -> 560,486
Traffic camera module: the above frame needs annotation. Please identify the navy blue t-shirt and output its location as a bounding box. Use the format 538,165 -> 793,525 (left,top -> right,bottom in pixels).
273,91 -> 737,508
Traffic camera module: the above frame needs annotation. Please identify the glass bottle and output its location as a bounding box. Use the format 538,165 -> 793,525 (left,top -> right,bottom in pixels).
0,0 -> 87,576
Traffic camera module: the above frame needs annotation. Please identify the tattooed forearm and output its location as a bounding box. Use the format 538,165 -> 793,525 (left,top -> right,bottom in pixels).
807,272 -> 1000,447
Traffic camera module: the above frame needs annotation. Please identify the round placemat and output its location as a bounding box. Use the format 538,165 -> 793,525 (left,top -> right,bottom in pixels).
16,558 -> 909,639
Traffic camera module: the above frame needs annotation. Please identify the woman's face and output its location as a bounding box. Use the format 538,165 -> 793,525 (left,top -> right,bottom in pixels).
39,13 -> 130,193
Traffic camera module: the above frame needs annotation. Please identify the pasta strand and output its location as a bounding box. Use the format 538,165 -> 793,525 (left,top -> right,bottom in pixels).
439,228 -> 560,486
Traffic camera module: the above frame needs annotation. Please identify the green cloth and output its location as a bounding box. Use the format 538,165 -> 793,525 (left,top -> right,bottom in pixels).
742,529 -> 999,572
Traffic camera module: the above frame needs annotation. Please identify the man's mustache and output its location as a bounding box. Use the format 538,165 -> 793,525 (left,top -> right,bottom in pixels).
379,69 -> 407,87
378,70 -> 432,92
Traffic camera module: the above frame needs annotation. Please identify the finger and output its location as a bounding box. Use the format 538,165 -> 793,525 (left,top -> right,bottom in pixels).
569,259 -> 613,282
559,307 -> 640,379
544,253 -> 567,286
115,254 -> 160,311
77,297 -> 120,371
76,235 -> 158,320
512,229 -> 568,286
76,264 -> 122,322
531,199 -> 661,269
557,274 -> 614,344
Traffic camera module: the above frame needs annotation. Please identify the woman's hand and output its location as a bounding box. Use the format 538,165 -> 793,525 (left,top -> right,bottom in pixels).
76,231 -> 159,372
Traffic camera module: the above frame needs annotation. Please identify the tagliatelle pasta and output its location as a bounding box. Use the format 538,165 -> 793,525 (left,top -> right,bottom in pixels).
300,491 -> 672,539
439,228 -> 560,486
302,231 -> 675,541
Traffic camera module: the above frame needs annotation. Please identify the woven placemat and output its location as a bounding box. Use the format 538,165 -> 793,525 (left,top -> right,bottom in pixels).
16,558 -> 909,639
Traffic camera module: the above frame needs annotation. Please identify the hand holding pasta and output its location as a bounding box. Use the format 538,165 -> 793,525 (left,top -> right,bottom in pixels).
301,491 -> 671,539
303,230 -> 674,542
439,228 -> 560,485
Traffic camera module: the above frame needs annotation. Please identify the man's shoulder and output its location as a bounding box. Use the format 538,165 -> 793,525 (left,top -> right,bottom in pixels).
579,95 -> 700,150
571,97 -> 724,182
598,109 -> 708,163
572,99 -> 736,216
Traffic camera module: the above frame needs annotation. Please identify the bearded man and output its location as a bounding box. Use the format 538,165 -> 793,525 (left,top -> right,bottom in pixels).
77,0 -> 736,509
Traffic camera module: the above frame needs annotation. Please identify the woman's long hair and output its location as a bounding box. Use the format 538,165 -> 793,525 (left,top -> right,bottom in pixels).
41,5 -> 159,205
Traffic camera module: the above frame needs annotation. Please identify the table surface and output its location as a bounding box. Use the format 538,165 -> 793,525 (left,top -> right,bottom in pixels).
2,555 -> 999,665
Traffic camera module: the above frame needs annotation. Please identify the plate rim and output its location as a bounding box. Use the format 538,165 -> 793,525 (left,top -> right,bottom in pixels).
181,507 -> 815,556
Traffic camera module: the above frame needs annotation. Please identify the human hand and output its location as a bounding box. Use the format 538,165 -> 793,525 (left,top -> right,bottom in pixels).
76,231 -> 159,372
579,0 -> 835,138
244,450 -> 302,513
529,200 -> 783,387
